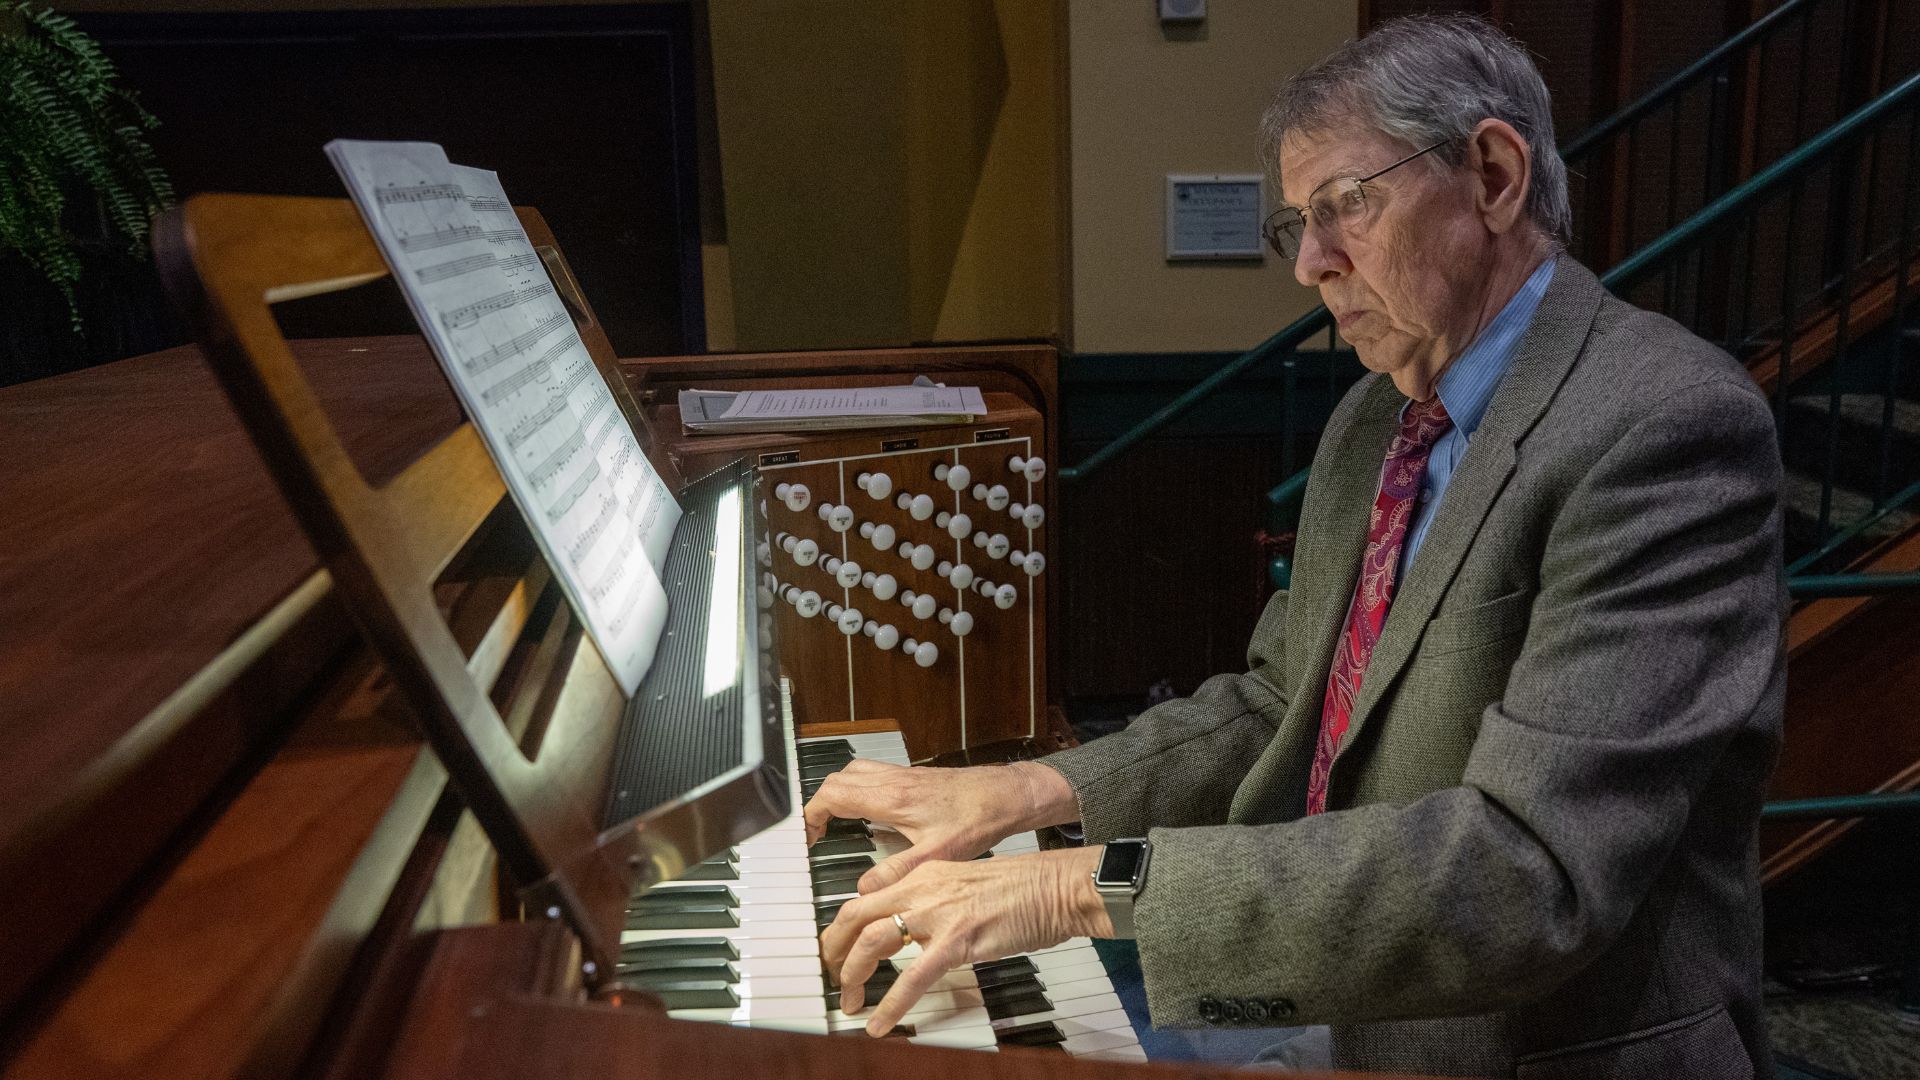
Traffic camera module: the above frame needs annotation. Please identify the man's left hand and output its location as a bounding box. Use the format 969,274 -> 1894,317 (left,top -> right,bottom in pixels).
819,845 -> 1115,1036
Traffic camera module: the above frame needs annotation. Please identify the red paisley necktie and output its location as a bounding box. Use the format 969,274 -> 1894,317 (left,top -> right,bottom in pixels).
1306,396 -> 1454,815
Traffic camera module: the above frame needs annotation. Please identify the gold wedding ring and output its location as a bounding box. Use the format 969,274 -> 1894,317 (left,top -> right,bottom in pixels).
892,912 -> 913,948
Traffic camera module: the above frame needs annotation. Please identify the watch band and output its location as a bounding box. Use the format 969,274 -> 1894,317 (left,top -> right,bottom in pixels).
1102,888 -> 1137,938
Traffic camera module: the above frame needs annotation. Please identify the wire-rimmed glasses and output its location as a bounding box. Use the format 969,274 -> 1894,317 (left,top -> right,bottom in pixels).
1263,140 -> 1447,259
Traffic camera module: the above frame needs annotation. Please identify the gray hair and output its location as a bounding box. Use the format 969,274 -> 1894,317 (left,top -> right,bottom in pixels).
1260,14 -> 1570,243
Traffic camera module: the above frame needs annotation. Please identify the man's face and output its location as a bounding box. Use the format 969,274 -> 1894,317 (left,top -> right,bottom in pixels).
1279,126 -> 1492,398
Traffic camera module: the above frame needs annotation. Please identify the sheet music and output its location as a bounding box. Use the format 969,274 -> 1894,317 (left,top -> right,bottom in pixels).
326,140 -> 679,695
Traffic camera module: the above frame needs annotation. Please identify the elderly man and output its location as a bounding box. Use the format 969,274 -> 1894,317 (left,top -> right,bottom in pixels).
806,15 -> 1785,1078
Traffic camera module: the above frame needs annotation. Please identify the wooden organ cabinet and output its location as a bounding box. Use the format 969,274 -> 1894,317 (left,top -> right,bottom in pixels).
644,375 -> 1058,761
0,194 -> 1249,1080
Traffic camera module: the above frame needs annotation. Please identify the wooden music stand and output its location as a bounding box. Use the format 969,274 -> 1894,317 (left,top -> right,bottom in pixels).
153,194 -> 684,987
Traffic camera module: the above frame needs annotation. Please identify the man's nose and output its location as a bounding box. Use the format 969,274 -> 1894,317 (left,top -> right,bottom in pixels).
1293,224 -> 1347,287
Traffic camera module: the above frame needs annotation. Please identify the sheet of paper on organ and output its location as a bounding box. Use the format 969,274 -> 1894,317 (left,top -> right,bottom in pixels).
678,384 -> 986,433
327,139 -> 679,696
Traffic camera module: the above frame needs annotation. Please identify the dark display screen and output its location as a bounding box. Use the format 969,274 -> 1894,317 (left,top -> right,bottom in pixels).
1097,841 -> 1146,886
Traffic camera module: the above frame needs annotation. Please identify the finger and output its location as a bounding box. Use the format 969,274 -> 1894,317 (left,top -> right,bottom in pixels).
866,939 -> 958,1036
837,914 -> 912,1015
858,843 -> 938,894
801,766 -> 903,845
819,884 -> 903,973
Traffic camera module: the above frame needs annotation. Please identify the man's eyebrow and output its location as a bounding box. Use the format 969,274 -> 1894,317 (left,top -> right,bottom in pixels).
1282,162 -> 1365,205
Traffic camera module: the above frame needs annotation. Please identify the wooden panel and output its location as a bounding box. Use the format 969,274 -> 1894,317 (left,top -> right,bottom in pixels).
0,336 -> 460,1024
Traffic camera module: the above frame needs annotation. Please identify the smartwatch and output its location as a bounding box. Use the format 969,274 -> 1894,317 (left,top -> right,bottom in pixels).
1092,838 -> 1151,938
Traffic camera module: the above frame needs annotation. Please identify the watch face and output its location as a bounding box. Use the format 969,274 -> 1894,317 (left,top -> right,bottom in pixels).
1096,841 -> 1146,886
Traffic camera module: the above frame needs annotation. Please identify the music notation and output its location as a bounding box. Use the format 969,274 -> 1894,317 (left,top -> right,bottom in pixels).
441,281 -> 555,330
396,222 -> 485,253
376,182 -> 464,205
466,313 -> 570,377
329,140 -> 678,695
546,454 -> 600,523
528,426 -> 586,492
566,493 -> 619,567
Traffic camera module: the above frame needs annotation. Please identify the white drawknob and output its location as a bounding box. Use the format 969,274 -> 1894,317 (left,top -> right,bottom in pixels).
873,623 -> 901,650
871,573 -> 899,601
835,561 -> 862,589
971,482 -> 988,501
910,543 -> 937,570
912,640 -> 939,667
987,533 -> 1011,560
858,471 -> 893,500
869,523 -> 896,551
938,607 -> 953,624
933,463 -> 951,482
778,533 -> 797,552
1022,552 -> 1045,577
972,531 -> 989,548
995,583 -> 1018,609
986,484 -> 1010,511
756,540 -> 772,567
895,492 -> 911,510
1022,503 -> 1046,530
898,541 -> 915,560
862,620 -> 878,638
758,613 -> 773,639
975,579 -> 995,597
837,608 -> 864,636
826,505 -> 855,532
756,585 -> 774,610
824,555 -> 842,574
792,538 -> 819,566
1023,457 -> 1047,483
900,589 -> 918,606
826,603 -> 844,621
912,593 -> 938,620
946,512 -> 972,540
946,463 -> 971,491
777,482 -> 810,512
909,493 -> 936,521
950,610 -> 975,637
935,511 -> 952,528
797,590 -> 822,618
859,522 -> 875,538
949,563 -> 975,589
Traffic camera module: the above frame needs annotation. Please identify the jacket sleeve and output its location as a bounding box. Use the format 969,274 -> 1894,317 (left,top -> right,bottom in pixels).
1041,586 -> 1293,836
1127,375 -> 1784,1027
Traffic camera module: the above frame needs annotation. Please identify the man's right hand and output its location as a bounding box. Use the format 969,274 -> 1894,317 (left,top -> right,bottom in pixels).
802,759 -> 1077,893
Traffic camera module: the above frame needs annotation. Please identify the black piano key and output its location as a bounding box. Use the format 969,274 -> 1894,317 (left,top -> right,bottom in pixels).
982,985 -> 1054,1022
797,739 -> 856,757
808,854 -> 876,880
799,757 -> 855,782
621,959 -> 738,985
825,965 -> 900,1012
626,903 -> 741,931
973,956 -> 1039,977
815,899 -> 850,927
677,860 -> 739,881
823,817 -> 871,838
997,1020 -> 1069,1048
620,937 -> 738,964
650,980 -> 743,1010
973,963 -> 1043,989
807,835 -> 876,857
810,873 -> 866,897
629,885 -> 737,911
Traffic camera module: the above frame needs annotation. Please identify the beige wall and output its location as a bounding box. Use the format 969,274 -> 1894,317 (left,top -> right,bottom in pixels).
1067,0 -> 1355,354
707,0 -> 1060,352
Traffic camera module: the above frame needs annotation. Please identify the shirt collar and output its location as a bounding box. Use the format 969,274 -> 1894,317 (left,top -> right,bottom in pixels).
1407,257 -> 1556,436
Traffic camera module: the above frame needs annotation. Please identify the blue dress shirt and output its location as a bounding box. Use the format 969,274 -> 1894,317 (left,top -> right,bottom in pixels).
1400,258 -> 1555,574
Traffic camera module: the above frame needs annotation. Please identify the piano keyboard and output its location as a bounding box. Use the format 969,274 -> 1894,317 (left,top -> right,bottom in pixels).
618,698 -> 1145,1061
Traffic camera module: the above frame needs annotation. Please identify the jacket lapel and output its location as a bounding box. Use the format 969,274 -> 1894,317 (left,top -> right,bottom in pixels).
1335,255 -> 1608,758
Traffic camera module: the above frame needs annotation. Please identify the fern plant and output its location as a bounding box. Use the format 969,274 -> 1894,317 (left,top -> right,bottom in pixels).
0,2 -> 172,332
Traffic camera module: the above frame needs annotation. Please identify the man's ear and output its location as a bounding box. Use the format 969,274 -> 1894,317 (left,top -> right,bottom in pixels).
1467,118 -> 1532,235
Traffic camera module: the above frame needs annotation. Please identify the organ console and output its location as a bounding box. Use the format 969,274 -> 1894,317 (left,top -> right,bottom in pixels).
0,192 -> 1169,1080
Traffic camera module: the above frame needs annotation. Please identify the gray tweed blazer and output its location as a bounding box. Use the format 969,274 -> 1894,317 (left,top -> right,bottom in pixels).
1045,256 -> 1786,1079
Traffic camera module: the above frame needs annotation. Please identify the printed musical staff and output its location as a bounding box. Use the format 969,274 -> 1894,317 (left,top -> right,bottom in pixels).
528,426 -> 585,491
376,182 -> 464,205
464,313 -> 569,377
505,392 -> 569,451
565,493 -> 619,566
482,227 -> 521,244
416,252 -> 495,285
440,281 -> 555,330
466,194 -> 512,213
396,223 -> 485,253
547,455 -> 600,523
